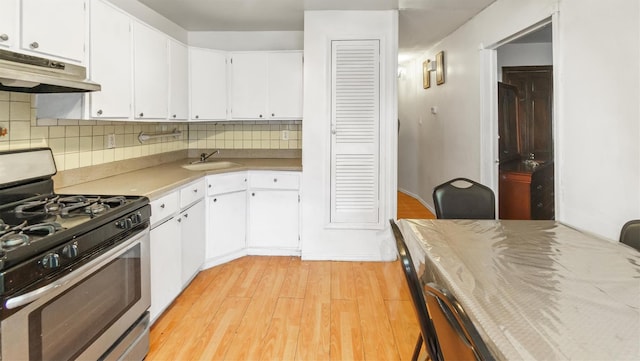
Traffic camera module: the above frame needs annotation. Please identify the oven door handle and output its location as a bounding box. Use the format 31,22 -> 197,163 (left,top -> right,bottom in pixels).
4,229 -> 146,310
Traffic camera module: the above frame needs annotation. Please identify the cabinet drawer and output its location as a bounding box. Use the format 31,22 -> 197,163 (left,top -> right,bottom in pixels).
249,172 -> 299,190
180,179 -> 206,208
207,172 -> 247,196
150,191 -> 179,226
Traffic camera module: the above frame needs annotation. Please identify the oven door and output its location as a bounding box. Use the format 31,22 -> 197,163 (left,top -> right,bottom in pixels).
1,227 -> 150,361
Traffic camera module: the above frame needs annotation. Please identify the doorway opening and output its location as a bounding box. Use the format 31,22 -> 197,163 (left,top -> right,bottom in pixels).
495,23 -> 555,220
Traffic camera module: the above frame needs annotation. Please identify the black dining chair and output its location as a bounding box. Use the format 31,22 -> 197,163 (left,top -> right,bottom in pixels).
423,282 -> 495,361
620,220 -> 640,251
390,220 -> 442,361
432,178 -> 495,219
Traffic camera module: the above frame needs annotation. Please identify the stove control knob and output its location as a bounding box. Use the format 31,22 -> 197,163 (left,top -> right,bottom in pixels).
42,253 -> 60,269
130,212 -> 142,224
62,243 -> 79,259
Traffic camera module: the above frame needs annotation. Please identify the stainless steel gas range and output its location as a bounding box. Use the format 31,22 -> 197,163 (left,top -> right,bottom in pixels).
0,148 -> 151,361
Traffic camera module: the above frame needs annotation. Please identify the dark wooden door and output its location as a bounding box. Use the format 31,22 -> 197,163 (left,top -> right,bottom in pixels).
498,82 -> 520,163
503,66 -> 553,161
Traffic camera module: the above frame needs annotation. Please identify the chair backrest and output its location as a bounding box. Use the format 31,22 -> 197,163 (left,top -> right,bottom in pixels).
620,220 -> 640,251
390,220 -> 441,361
423,282 -> 495,361
432,178 -> 495,219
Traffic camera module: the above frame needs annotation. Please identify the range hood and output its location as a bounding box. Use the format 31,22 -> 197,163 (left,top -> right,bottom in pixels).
0,49 -> 100,93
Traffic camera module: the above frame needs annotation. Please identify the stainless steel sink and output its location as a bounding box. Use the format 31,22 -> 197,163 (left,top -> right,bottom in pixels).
181,161 -> 242,171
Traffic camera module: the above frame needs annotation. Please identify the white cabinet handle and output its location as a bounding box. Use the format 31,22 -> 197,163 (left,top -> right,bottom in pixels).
97,109 -> 103,115
273,178 -> 278,183
193,188 -> 198,193
0,34 -> 8,41
30,41 -> 39,49
139,112 -> 144,117
160,204 -> 165,208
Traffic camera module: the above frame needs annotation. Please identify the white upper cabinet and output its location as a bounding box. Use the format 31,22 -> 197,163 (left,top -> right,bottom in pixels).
0,0 -> 17,49
189,47 -> 227,121
230,51 -> 303,120
230,52 -> 268,120
21,0 -> 86,62
169,40 -> 189,120
133,21 -> 168,120
267,52 -> 303,119
88,0 -> 131,119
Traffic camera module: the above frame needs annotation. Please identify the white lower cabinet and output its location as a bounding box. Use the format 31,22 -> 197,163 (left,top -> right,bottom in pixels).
205,172 -> 247,266
149,215 -> 181,322
204,170 -> 301,266
247,171 -> 300,252
149,180 -> 205,323
207,191 -> 246,260
247,189 -> 299,250
180,199 -> 205,286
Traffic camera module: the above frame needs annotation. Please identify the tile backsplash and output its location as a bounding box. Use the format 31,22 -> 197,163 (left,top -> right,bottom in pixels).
0,91 -> 302,172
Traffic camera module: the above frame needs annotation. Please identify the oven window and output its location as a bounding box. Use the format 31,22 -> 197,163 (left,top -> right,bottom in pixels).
28,244 -> 141,361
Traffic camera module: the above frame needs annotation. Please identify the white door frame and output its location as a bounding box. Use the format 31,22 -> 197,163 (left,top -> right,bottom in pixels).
478,14 -> 560,218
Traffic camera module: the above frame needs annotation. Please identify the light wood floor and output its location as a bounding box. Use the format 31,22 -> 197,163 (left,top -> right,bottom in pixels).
148,192 -> 435,361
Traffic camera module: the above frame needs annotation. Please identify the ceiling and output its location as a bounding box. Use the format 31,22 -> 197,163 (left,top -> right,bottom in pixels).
138,0 -> 496,56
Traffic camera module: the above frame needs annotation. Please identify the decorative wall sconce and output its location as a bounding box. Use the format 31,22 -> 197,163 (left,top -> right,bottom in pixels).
422,60 -> 432,89
436,51 -> 445,85
422,51 -> 446,88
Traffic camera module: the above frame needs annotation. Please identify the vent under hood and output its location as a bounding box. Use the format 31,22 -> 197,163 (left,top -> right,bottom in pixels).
0,49 -> 100,93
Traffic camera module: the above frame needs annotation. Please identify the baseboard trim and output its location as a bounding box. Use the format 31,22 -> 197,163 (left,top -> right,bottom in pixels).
398,188 -> 436,215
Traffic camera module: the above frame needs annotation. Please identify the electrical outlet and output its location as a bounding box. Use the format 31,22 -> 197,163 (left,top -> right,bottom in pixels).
106,134 -> 116,149
281,130 -> 289,141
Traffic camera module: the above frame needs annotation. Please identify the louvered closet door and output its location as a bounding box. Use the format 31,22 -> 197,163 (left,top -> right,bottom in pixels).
330,40 -> 380,224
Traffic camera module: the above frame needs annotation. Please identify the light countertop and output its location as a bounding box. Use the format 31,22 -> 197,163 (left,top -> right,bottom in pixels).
56,157 -> 302,200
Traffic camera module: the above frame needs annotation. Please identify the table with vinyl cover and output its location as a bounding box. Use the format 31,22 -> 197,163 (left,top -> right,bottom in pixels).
398,219 -> 640,360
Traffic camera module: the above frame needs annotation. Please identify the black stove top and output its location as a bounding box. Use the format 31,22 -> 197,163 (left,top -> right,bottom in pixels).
0,192 -> 149,272
0,149 -> 151,298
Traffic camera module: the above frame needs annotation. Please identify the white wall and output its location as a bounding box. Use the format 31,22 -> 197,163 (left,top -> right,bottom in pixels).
188,31 -> 303,50
555,0 -> 640,239
108,0 -> 187,42
397,0 -> 640,240
497,42 -> 553,80
302,10 -> 398,261
397,62 -> 420,199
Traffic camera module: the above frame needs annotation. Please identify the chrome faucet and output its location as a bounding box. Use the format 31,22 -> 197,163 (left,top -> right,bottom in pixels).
190,150 -> 219,164
200,150 -> 219,162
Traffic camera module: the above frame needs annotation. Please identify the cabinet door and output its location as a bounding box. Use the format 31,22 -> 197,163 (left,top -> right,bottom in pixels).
21,0 -> 86,62
89,0 -> 131,119
268,52 -> 303,119
169,40 -> 188,120
0,0 -> 17,49
207,191 -> 246,259
180,200 -> 205,286
133,21 -> 168,120
189,47 -> 227,121
248,189 -> 298,249
230,52 -> 268,119
149,217 -> 181,322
